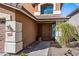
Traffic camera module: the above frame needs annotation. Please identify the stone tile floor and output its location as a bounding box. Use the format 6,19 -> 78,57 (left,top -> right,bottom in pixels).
48,41 -> 79,56
0,53 -> 7,56
48,47 -> 79,56
28,41 -> 79,56
1,41 -> 79,56
28,41 -> 50,56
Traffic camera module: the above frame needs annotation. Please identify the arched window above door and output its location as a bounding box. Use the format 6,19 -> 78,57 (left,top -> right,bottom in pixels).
41,4 -> 53,14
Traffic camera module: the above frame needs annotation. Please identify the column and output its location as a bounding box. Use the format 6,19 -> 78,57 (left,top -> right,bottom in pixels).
34,4 -> 40,15
53,3 -> 61,14
5,21 -> 23,53
55,21 -> 62,42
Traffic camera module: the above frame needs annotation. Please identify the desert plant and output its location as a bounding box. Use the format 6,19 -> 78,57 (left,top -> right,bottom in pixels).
58,23 -> 78,47
17,51 -> 28,56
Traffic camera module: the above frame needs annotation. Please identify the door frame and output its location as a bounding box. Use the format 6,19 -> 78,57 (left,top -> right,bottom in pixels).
51,22 -> 56,41
41,23 -> 52,41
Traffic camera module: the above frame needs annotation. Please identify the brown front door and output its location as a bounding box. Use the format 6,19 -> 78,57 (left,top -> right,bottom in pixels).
0,20 -> 5,52
42,24 -> 52,40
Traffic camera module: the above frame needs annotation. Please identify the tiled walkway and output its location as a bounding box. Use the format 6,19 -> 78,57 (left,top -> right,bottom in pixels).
28,41 -> 79,56
48,42 -> 79,56
0,53 -> 7,56
48,47 -> 79,56
1,41 -> 79,56
28,41 -> 51,56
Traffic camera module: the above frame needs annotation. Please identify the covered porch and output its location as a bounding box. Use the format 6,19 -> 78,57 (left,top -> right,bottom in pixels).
37,22 -> 56,41
36,16 -> 69,41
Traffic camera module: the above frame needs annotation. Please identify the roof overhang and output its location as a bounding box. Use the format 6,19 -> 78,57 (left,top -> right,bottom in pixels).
0,3 -> 70,22
36,15 -> 69,23
0,17 -> 5,20
36,15 -> 69,21
0,3 -> 37,21
36,15 -> 69,19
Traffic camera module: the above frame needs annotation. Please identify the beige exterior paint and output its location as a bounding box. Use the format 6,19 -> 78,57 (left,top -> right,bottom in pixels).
22,3 -> 35,14
0,3 -> 69,53
15,10 -> 37,48
35,5 -> 38,12
0,4 -> 37,48
67,12 -> 79,33
0,23 -> 5,52
0,4 -> 16,20
55,3 -> 61,11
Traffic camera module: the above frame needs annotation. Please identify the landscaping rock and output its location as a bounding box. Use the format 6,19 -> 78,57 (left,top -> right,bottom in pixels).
68,41 -> 78,47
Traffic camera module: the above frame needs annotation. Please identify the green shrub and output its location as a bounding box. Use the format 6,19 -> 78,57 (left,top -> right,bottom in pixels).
17,51 -> 28,56
58,23 -> 78,46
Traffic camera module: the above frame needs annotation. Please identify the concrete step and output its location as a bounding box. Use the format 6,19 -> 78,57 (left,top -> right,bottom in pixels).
0,53 -> 7,56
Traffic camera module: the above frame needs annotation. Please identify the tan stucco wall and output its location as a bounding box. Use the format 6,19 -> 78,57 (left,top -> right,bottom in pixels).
67,12 -> 79,27
67,12 -> 79,33
15,11 -> 37,48
55,3 -> 61,10
35,5 -> 38,12
0,4 -> 37,48
0,4 -> 16,20
22,3 -> 35,14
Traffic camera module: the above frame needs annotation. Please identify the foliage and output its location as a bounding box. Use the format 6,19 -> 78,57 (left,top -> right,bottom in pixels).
17,51 -> 28,56
58,23 -> 78,46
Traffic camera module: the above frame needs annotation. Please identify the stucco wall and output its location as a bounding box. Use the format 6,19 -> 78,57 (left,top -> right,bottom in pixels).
0,4 -> 37,48
67,12 -> 79,27
55,3 -> 61,10
15,10 -> 37,48
35,5 -> 38,12
67,12 -> 79,33
0,4 -> 16,20
22,3 -> 35,14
